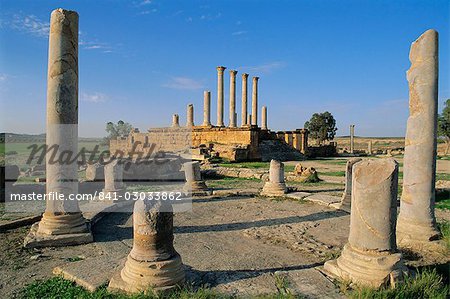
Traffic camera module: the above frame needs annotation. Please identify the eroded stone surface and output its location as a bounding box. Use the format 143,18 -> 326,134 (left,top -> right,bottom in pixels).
324,158 -> 407,288
108,200 -> 185,293
397,29 -> 441,246
335,158 -> 362,212
261,160 -> 287,196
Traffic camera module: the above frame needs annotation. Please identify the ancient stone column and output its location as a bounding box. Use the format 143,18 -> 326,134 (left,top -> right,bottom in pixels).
350,125 -> 355,154
293,130 -> 301,150
334,158 -> 363,212
229,70 -> 237,127
183,161 -> 209,195
251,77 -> 259,126
109,200 -> 185,293
247,114 -> 252,127
397,30 -> 441,246
216,66 -> 226,126
203,91 -> 211,126
284,132 -> 293,147
186,104 -> 194,127
24,9 -> 92,248
368,141 -> 373,155
241,73 -> 249,126
172,114 -> 179,127
261,106 -> 268,130
300,129 -> 308,154
261,160 -> 287,196
102,158 -> 125,199
324,159 -> 406,288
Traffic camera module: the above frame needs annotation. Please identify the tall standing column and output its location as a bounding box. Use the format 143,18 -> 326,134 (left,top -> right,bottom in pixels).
186,104 -> 194,127
216,66 -> 226,127
172,114 -> 180,127
368,141 -> 373,155
24,9 -> 92,248
261,106 -> 268,130
251,76 -> 259,126
229,70 -> 237,127
241,73 -> 249,126
397,29 -> 441,246
350,125 -> 355,154
203,91 -> 211,126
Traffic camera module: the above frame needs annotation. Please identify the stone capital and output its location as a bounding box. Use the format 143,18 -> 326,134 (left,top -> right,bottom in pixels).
242,73 -> 249,79
229,70 -> 237,76
216,66 -> 226,72
252,76 -> 260,81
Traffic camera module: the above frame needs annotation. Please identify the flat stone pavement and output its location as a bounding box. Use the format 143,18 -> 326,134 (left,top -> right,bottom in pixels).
51,196 -> 349,298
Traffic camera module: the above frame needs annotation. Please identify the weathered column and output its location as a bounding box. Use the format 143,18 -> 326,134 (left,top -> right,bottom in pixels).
216,66 -> 226,126
261,160 -> 287,196
247,114 -> 251,126
24,9 -> 92,248
203,91 -> 211,126
251,76 -> 259,126
300,129 -> 308,154
183,161 -> 209,195
186,104 -> 194,127
172,114 -> 179,127
293,130 -> 301,150
241,73 -> 249,126
334,158 -> 363,212
229,70 -> 237,127
261,106 -> 268,130
284,132 -> 293,147
102,158 -> 125,199
368,141 -> 373,155
397,29 -> 441,246
350,124 -> 355,154
324,159 -> 406,288
109,200 -> 185,293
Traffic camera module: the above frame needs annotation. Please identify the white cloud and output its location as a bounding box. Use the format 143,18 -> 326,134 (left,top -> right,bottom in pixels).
80,92 -> 108,103
139,0 -> 152,5
163,77 -> 204,90
0,74 -> 9,81
240,61 -> 286,74
232,30 -> 247,36
9,14 -> 49,37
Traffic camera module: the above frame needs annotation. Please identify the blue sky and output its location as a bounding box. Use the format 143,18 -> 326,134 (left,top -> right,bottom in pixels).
0,0 -> 449,137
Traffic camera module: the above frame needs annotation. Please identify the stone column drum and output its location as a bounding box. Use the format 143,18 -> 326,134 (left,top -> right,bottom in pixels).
397,30 -> 441,246
229,70 -> 237,127
186,104 -> 194,127
102,158 -> 125,199
349,125 -> 355,154
261,106 -> 268,130
241,73 -> 249,126
334,158 -> 363,212
251,77 -> 259,126
183,161 -> 209,195
216,66 -> 226,127
300,129 -> 308,154
324,159 -> 406,288
172,114 -> 180,127
109,200 -> 185,293
24,9 -> 92,248
203,91 -> 211,126
261,160 -> 287,196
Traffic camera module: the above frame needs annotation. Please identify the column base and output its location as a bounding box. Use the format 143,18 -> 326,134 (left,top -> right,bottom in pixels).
323,244 -> 407,288
183,181 -> 211,196
261,182 -> 287,197
108,253 -> 185,294
331,195 -> 351,213
396,216 -> 443,251
24,222 -> 93,249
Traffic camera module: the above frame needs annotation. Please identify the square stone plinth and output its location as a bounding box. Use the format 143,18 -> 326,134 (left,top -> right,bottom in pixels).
23,223 -> 93,249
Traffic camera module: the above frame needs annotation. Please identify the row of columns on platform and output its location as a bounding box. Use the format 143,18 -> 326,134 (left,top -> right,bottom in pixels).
275,130 -> 309,154
171,67 -> 266,129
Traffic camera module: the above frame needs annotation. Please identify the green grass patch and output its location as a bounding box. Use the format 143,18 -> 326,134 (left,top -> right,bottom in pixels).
437,221 -> 450,250
436,173 -> 450,181
218,162 -> 295,172
19,276 -> 302,299
348,268 -> 449,299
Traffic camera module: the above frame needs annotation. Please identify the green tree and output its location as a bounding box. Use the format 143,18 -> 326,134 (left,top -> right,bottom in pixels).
438,99 -> 450,155
105,120 -> 133,141
304,111 -> 338,145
